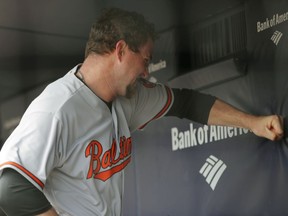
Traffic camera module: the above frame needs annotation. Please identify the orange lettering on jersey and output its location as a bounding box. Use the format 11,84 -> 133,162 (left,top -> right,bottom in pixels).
85,140 -> 103,179
85,136 -> 132,181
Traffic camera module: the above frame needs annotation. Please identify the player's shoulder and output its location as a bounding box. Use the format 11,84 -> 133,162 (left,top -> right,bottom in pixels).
26,73 -> 83,115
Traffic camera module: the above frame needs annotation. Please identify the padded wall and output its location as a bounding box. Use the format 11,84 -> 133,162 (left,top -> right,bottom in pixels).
123,0 -> 288,215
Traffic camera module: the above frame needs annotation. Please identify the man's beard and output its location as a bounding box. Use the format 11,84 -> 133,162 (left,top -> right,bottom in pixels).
125,81 -> 137,99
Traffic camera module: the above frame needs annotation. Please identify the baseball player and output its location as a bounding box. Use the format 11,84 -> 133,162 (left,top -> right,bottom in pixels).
0,8 -> 283,216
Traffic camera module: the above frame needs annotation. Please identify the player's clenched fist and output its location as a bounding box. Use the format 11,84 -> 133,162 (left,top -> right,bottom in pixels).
250,115 -> 284,141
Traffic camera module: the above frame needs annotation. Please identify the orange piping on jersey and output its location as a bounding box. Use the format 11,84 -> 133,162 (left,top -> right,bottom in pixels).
139,86 -> 173,130
0,161 -> 45,189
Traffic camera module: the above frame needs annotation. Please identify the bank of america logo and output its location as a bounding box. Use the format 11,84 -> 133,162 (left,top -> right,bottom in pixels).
271,30 -> 283,45
199,155 -> 227,191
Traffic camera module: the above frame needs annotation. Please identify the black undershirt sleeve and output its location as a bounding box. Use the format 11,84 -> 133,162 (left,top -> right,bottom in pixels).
0,168 -> 52,216
165,88 -> 217,125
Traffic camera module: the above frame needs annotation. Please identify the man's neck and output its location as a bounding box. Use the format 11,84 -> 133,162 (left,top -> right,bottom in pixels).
78,54 -> 117,103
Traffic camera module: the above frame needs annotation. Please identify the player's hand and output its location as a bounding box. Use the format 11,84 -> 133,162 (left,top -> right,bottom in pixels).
250,115 -> 284,141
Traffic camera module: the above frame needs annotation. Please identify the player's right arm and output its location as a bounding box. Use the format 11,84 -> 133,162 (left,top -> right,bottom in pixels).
166,88 -> 283,141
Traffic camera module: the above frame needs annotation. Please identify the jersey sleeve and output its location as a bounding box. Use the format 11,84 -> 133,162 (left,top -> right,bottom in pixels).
120,79 -> 174,132
0,112 -> 62,191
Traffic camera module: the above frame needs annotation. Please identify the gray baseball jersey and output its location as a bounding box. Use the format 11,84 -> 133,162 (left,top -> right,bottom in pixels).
0,65 -> 173,215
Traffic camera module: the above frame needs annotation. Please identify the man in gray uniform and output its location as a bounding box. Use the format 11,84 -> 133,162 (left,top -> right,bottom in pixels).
0,8 -> 283,216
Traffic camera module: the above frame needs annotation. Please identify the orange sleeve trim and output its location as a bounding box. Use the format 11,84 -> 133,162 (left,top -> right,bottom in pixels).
0,161 -> 45,189
139,86 -> 173,130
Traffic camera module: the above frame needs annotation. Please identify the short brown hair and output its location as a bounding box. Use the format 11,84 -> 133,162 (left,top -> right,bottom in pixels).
85,8 -> 157,57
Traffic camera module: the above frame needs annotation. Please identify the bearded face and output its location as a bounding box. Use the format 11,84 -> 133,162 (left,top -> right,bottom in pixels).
125,80 -> 138,99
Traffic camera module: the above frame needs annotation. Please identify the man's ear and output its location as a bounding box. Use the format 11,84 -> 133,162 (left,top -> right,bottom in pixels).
115,40 -> 127,61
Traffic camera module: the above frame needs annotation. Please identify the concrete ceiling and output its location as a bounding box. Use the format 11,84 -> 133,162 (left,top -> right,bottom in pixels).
0,0 -> 244,103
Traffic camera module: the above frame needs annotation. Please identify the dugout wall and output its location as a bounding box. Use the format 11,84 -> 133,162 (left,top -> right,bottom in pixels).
123,0 -> 288,215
